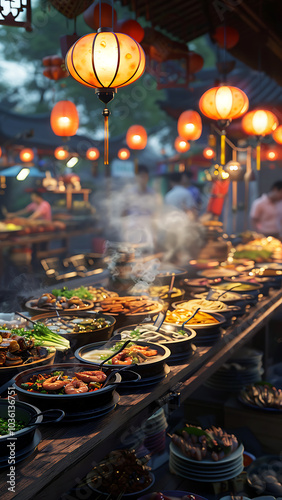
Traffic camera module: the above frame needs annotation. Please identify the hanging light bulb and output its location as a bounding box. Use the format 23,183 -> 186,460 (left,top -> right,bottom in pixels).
242,109 -> 278,170
54,146 -> 69,160
19,148 -> 34,163
86,147 -> 100,160
203,147 -> 216,159
267,150 -> 276,161
17,168 -> 30,181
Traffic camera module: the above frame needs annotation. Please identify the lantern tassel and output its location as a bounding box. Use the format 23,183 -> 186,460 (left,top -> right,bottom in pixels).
103,107 -> 110,165
256,143 -> 261,171
221,131 -> 226,166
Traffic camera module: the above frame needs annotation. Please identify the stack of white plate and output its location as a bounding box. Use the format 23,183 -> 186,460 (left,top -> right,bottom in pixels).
143,408 -> 167,455
204,348 -> 263,392
169,442 -> 244,482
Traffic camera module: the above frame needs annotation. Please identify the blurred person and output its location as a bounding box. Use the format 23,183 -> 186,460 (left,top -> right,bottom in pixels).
165,172 -> 196,217
5,190 -> 52,221
250,181 -> 282,237
203,178 -> 230,221
181,171 -> 202,214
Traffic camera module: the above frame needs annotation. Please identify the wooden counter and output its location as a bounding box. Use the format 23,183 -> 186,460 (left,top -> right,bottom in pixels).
1,288 -> 282,500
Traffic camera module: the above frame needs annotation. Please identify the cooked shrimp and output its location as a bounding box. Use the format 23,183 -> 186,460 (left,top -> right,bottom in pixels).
64,379 -> 88,394
42,376 -> 67,391
75,371 -> 106,383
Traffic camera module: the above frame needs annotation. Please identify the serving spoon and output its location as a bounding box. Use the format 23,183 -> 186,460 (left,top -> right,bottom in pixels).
181,307 -> 201,329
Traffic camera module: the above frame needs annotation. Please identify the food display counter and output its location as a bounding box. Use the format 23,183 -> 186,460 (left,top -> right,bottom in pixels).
1,284 -> 282,500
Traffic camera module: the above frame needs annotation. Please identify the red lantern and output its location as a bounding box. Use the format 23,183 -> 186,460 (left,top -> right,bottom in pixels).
203,147 -> 216,159
267,150 -> 276,161
54,147 -> 69,160
174,137 -> 190,153
119,19 -> 144,43
0,147 -> 2,158
126,125 -> 147,150
177,110 -> 202,141
118,148 -> 130,160
273,125 -> 282,145
213,26 -> 240,49
83,2 -> 117,30
86,147 -> 100,160
188,52 -> 204,73
50,101 -> 79,137
20,148 -> 34,163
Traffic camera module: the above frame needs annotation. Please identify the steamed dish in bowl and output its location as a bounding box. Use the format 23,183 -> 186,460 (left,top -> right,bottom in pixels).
174,299 -> 227,313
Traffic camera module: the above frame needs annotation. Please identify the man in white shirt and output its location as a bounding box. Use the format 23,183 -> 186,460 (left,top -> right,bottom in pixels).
165,172 -> 196,216
250,181 -> 282,237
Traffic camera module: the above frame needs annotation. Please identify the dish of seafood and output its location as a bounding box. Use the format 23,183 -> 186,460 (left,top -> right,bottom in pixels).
26,293 -> 93,311
0,331 -> 54,367
19,369 -> 107,395
87,449 -> 154,496
40,316 -> 111,335
239,383 -> 282,411
169,424 -> 239,462
79,341 -> 160,365
248,456 -> 282,496
164,309 -> 220,326
98,296 -> 162,315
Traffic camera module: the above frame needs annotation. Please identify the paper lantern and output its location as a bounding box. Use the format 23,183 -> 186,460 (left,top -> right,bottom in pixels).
177,110 -> 202,141
20,148 -> 34,162
188,52 -> 204,73
203,147 -> 215,159
174,137 -> 190,153
225,160 -> 243,180
119,19 -> 144,43
54,147 -> 69,160
126,125 -> 147,150
0,147 -> 2,158
50,101 -> 79,137
66,31 -> 146,164
199,86 -> 249,121
118,148 -> 130,160
273,125 -> 282,145
242,110 -> 278,136
213,26 -> 240,49
267,150 -> 277,161
83,2 -> 117,31
86,147 -> 100,160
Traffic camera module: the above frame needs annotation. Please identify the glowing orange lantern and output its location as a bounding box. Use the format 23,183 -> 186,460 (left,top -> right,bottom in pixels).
118,148 -> 130,160
199,86 -> 249,121
177,111 -> 202,141
203,147 -> 216,159
50,101 -> 79,137
66,32 -> 146,164
213,26 -> 239,49
174,137 -> 190,153
126,125 -> 147,150
54,147 -> 69,160
0,147 -> 2,158
242,110 -> 278,137
242,110 -> 278,171
86,147 -> 100,160
267,150 -> 276,161
20,148 -> 34,163
273,125 -> 282,145
119,19 -> 144,43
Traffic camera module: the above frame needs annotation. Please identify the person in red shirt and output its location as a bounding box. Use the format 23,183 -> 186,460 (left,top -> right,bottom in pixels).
6,190 -> 52,221
206,178 -> 230,219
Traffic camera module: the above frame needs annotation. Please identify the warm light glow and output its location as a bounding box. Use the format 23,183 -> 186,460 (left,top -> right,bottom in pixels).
267,151 -> 276,160
66,32 -> 146,89
0,147 -> 2,158
199,86 -> 249,121
19,148 -> 34,163
50,101 -> 79,137
221,170 -> 230,179
273,125 -> 282,144
66,156 -> 79,168
242,110 -> 278,136
118,148 -> 130,160
177,110 -> 202,141
86,147 -> 100,160
126,125 -> 147,150
174,136 -> 191,153
16,168 -> 30,181
203,147 -> 215,159
54,147 -> 69,160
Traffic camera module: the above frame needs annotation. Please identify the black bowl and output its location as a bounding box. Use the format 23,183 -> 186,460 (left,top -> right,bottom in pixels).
31,311 -> 116,351
75,340 -> 171,378
14,363 -> 121,412
160,311 -> 226,336
0,400 -> 42,458
113,323 -> 196,356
